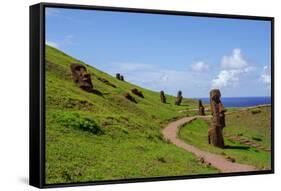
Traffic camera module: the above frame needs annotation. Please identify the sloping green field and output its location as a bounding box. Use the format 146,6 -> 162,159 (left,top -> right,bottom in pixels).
45,45 -> 217,184
179,106 -> 271,169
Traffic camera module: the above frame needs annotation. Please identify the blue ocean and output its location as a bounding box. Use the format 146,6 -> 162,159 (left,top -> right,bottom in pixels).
199,97 -> 271,107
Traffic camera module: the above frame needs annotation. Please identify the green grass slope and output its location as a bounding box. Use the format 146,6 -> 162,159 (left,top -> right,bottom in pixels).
45,45 -> 217,184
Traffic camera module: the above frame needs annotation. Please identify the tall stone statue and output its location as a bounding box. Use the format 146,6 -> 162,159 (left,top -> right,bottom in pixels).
160,90 -> 166,103
70,63 -> 93,92
208,89 -> 226,148
198,99 -> 205,116
175,91 -> 183,105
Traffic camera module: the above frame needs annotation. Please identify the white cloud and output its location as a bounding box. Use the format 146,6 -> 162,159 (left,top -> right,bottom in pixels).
221,48 -> 247,69
212,48 -> 254,89
261,65 -> 271,87
46,40 -> 59,48
191,61 -> 209,72
100,62 -> 211,97
212,70 -> 241,88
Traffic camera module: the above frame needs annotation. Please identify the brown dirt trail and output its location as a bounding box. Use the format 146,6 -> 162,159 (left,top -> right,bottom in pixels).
162,116 -> 256,173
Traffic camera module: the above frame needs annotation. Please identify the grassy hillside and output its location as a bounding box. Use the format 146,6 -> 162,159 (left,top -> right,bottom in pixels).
179,106 -> 271,169
45,45 -> 217,184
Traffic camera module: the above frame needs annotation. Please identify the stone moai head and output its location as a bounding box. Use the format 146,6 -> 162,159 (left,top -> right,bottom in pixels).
131,88 -> 144,98
210,89 -> 226,126
210,89 -> 221,114
208,89 -> 225,148
198,99 -> 205,116
175,90 -> 183,105
116,73 -> 121,80
124,92 -> 137,103
70,63 -> 93,91
177,91 -> 182,97
199,99 -> 203,107
160,90 -> 166,103
210,89 -> 221,103
120,75 -> 124,81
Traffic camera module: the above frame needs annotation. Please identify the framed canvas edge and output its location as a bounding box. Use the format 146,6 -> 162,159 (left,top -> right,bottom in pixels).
29,2 -> 275,189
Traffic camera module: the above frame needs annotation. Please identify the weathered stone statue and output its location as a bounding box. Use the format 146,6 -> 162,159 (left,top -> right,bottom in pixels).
131,88 -> 144,98
175,91 -> 183,105
208,89 -> 226,148
70,63 -> 93,92
116,73 -> 124,81
198,99 -> 205,116
97,77 -> 116,88
120,75 -> 124,81
160,90 -> 166,103
124,92 -> 137,103
116,73 -> 121,80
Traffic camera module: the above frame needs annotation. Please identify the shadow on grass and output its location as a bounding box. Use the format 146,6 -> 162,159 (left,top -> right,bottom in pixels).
89,89 -> 104,96
224,145 -> 250,150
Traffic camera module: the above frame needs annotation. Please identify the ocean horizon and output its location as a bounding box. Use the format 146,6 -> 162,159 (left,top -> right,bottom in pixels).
196,96 -> 271,107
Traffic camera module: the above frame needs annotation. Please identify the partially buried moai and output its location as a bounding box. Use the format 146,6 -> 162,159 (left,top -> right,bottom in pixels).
160,90 -> 166,103
175,91 -> 183,105
70,63 -> 93,92
208,89 -> 226,148
116,73 -> 121,80
120,75 -> 124,81
198,99 -> 205,116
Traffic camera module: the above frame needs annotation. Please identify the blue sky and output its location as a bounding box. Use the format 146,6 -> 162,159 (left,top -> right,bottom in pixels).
46,7 -> 271,98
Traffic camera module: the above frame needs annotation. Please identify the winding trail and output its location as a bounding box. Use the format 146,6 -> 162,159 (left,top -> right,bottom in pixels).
162,116 -> 256,173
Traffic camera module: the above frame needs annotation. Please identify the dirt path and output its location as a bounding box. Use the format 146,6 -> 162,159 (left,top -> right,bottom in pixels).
162,116 -> 256,173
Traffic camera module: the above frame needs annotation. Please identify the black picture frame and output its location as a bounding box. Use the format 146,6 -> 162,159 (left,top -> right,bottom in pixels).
30,2 -> 275,188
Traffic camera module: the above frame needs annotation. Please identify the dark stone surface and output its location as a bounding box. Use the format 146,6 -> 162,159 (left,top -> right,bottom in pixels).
97,77 -> 116,88
198,99 -> 205,116
175,91 -> 183,105
116,73 -> 121,80
70,63 -> 93,92
124,92 -> 137,103
160,90 -> 166,103
131,88 -> 144,98
208,89 -> 227,148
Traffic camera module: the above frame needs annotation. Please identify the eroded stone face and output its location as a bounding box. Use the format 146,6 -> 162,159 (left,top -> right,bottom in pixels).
124,92 -> 137,103
116,73 -> 121,80
120,75 -> 124,81
175,91 -> 183,105
160,91 -> 166,103
70,63 -> 93,92
131,88 -> 144,98
209,89 -> 226,148
198,99 -> 205,116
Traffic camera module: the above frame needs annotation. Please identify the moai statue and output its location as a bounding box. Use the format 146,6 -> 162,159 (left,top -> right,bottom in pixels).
160,90 -> 166,103
175,91 -> 183,105
198,99 -> 205,116
131,88 -> 144,98
120,75 -> 124,81
208,89 -> 226,148
124,92 -> 137,103
116,73 -> 121,80
70,63 -> 93,92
